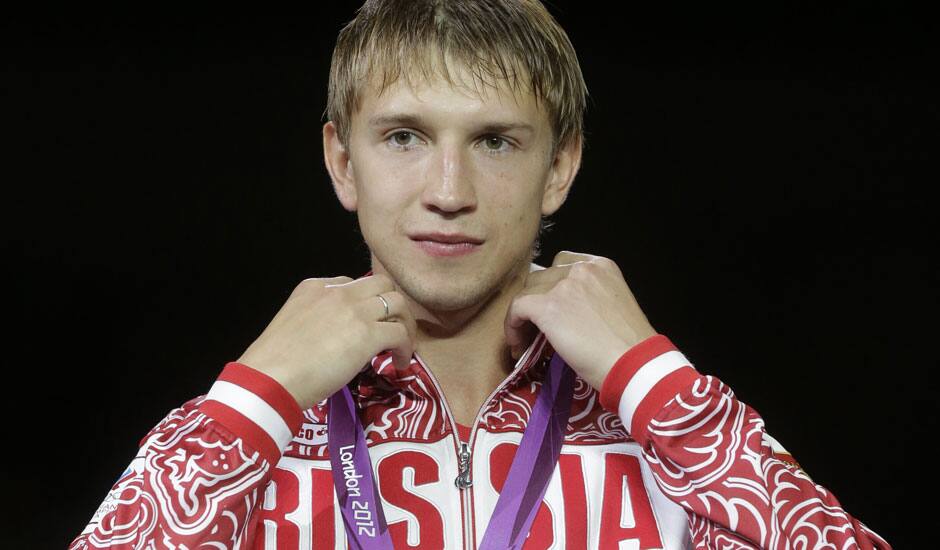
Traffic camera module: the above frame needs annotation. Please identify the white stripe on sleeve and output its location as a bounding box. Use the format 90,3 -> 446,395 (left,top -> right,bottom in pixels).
618,350 -> 692,431
205,380 -> 294,450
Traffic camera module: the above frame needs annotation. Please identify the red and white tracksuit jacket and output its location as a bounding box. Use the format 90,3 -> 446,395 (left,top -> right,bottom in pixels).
70,333 -> 890,549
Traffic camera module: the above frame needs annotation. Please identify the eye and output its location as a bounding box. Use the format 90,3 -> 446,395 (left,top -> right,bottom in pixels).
481,135 -> 512,154
388,131 -> 419,149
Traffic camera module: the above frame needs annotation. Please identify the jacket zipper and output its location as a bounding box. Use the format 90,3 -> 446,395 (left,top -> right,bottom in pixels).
412,333 -> 546,549
412,352 -> 475,549
456,442 -> 473,489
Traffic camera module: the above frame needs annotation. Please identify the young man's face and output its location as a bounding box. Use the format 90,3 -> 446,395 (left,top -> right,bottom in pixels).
324,65 -> 580,314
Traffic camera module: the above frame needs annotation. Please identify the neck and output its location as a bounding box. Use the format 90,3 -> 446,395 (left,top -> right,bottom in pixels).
372,258 -> 535,424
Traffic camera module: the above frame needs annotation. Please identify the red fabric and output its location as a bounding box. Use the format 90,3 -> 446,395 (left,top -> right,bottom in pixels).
599,334 -> 677,413
629,366 -> 697,447
598,334 -> 700,446
455,423 -> 472,443
198,400 -> 280,467
71,333 -> 892,549
219,362 -> 305,433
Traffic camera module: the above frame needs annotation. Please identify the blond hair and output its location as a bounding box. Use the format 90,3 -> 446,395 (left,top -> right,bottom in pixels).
325,0 -> 588,156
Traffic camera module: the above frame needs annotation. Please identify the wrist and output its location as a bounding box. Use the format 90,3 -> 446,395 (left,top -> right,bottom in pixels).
595,327 -> 658,388
239,358 -> 326,411
599,333 -> 669,411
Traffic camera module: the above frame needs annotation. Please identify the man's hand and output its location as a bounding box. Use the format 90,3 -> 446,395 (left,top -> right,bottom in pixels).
237,274 -> 417,410
504,251 -> 656,390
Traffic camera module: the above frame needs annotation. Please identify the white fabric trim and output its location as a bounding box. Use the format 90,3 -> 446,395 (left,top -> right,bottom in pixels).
618,350 -> 691,431
206,380 -> 294,450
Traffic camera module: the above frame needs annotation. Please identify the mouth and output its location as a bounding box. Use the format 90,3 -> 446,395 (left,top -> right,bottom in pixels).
409,232 -> 484,258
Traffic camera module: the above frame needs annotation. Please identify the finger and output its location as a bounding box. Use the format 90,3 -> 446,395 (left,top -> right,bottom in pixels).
368,292 -> 418,346
338,272 -> 397,297
523,264 -> 571,288
551,250 -> 597,267
288,276 -> 350,303
504,293 -> 543,360
388,294 -> 419,351
372,321 -> 415,371
359,291 -> 397,321
294,275 -> 353,293
355,291 -> 414,330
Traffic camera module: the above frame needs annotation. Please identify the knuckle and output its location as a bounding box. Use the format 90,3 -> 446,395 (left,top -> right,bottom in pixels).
299,276 -> 352,291
293,278 -> 322,296
553,250 -> 572,264
386,291 -> 403,306
595,255 -> 615,266
555,276 -> 578,293
570,259 -> 605,280
593,256 -> 617,271
371,273 -> 393,286
569,261 -> 589,276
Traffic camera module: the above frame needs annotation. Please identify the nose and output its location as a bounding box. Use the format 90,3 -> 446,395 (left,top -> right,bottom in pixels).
420,144 -> 477,217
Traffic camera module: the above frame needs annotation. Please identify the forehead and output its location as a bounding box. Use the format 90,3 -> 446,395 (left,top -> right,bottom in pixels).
354,61 -> 549,131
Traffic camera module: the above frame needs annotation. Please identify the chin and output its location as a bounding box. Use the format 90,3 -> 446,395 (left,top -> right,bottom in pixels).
396,269 -> 496,313
369,235 -> 537,314
374,250 -> 524,315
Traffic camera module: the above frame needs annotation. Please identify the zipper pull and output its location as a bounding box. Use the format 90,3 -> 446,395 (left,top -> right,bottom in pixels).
455,442 -> 473,489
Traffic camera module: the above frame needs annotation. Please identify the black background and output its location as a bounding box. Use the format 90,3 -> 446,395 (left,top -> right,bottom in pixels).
4,3 -> 936,548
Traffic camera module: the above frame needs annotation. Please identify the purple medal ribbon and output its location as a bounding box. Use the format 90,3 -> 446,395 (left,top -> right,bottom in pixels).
478,352 -> 575,549
328,352 -> 574,549
328,386 -> 394,549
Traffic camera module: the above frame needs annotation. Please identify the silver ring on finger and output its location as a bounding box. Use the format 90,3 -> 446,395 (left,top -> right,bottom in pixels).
377,294 -> 390,321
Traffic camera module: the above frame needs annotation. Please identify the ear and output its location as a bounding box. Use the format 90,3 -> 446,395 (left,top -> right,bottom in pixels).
540,134 -> 583,216
322,120 -> 358,211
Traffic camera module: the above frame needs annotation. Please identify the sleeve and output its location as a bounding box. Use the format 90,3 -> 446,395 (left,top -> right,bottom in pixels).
599,334 -> 892,550
69,362 -> 304,549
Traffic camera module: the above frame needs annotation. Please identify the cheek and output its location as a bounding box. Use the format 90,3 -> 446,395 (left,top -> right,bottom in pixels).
492,188 -> 543,243
485,164 -> 546,231
357,193 -> 401,240
354,166 -> 413,229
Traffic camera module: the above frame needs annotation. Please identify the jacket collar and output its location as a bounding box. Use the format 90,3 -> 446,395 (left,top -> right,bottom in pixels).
362,331 -> 554,397
353,270 -> 556,395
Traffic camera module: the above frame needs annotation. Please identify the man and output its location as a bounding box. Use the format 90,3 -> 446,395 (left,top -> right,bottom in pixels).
71,1 -> 890,548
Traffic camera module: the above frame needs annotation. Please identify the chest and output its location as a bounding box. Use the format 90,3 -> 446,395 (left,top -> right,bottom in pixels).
252,431 -> 690,549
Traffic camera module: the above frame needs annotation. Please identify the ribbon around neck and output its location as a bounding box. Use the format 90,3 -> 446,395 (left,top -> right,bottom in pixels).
328,352 -> 575,549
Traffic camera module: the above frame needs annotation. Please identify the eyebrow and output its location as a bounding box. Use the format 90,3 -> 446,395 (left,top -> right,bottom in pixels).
367,113 -> 535,135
